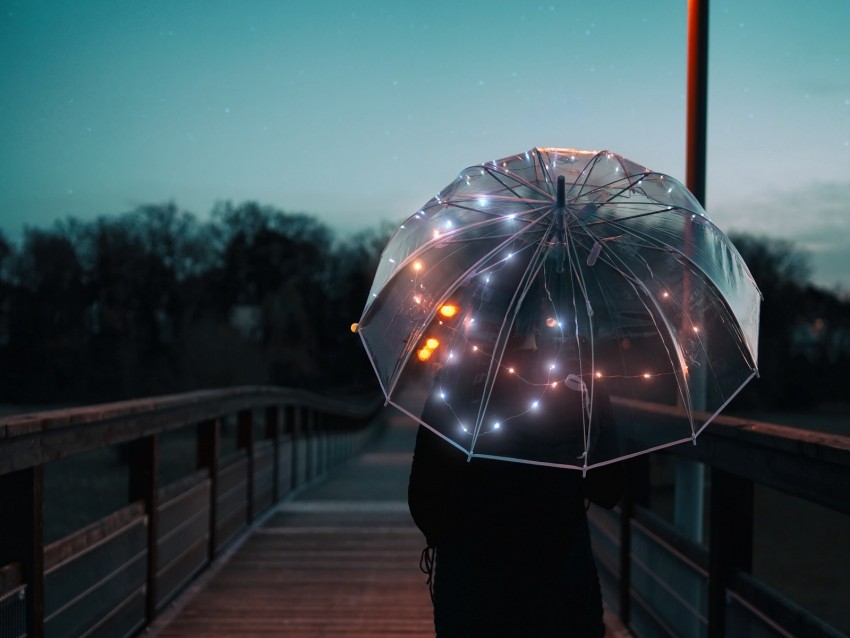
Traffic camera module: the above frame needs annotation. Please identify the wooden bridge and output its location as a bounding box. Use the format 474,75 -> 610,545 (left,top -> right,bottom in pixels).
1,387 -> 848,637
149,408 -> 434,637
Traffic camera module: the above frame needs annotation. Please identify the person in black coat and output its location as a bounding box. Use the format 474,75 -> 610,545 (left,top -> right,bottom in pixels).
408,291 -> 624,637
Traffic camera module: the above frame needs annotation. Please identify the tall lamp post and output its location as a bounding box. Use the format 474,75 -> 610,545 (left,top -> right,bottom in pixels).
671,2 -> 711,635
674,0 -> 709,543
687,0 -> 709,205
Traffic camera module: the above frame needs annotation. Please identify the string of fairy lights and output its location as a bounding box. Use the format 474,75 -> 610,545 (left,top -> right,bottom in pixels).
401,220 -> 692,464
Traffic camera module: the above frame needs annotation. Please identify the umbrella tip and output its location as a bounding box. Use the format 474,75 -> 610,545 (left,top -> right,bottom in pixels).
556,175 -> 566,208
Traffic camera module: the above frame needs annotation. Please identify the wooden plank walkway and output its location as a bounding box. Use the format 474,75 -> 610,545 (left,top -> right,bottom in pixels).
150,409 -> 435,637
148,407 -> 629,637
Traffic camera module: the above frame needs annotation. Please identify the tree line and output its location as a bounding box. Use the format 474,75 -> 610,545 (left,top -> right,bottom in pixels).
0,203 -> 847,411
0,202 -> 391,404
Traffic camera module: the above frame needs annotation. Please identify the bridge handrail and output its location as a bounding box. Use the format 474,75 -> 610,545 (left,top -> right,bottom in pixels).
597,397 -> 850,637
3,390 -> 848,637
615,397 -> 850,514
0,386 -> 382,477
0,385 -> 383,638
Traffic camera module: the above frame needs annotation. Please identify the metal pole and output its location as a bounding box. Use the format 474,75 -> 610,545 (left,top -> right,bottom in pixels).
686,0 -> 709,207
675,1 -> 710,633
675,0 -> 710,540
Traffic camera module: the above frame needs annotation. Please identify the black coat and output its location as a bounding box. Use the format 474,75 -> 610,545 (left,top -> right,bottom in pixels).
407,352 -> 625,637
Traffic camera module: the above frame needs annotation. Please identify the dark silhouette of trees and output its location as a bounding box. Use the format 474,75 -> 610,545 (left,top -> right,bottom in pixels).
0,231 -> 12,360
729,233 -> 850,411
1,208 -> 845,412
0,202 -> 388,405
3,228 -> 89,401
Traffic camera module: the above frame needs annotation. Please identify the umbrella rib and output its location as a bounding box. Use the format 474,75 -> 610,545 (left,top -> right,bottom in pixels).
588,237 -> 699,436
565,150 -> 605,199
383,213 -> 553,401
581,204 -> 702,229
601,212 -> 760,373
562,233 -> 596,465
468,228 -> 553,455
569,164 -> 655,203
483,165 -> 553,202
532,148 -> 559,199
447,201 -> 551,220
572,152 -> 652,202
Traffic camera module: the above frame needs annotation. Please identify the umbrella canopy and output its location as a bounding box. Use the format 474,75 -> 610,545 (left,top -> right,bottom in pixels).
357,147 -> 761,471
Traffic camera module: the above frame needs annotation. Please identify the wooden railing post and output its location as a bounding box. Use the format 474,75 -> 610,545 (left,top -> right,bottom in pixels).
197,418 -> 220,561
265,406 -> 280,501
237,410 -> 254,521
316,411 -> 325,475
128,435 -> 159,625
291,406 -> 303,487
0,466 -> 44,638
618,486 -> 633,626
617,455 -> 650,627
305,409 -> 315,480
708,467 -> 754,637
0,387 -> 382,637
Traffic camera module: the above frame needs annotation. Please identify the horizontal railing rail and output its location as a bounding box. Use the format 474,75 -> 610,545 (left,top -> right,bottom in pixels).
589,398 -> 850,638
0,386 -> 382,638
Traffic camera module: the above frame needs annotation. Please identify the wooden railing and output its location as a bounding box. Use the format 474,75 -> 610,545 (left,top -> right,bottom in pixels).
589,398 -> 850,638
3,386 -> 848,637
0,386 -> 382,638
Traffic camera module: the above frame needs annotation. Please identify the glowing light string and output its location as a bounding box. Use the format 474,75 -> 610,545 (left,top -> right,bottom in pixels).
466,238 -> 551,455
382,209 -> 554,401
580,218 -> 699,437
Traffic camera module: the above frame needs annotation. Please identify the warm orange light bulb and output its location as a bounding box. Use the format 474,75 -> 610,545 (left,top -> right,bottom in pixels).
425,338 -> 440,350
439,304 -> 459,318
417,348 -> 433,362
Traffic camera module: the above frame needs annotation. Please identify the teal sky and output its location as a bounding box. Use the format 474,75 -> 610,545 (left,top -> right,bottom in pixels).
1,1 -> 848,289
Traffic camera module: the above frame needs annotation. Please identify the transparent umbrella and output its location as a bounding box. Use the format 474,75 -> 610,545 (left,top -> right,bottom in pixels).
356,147 -> 761,471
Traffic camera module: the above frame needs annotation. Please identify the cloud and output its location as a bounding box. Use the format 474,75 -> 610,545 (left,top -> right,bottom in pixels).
713,181 -> 850,291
